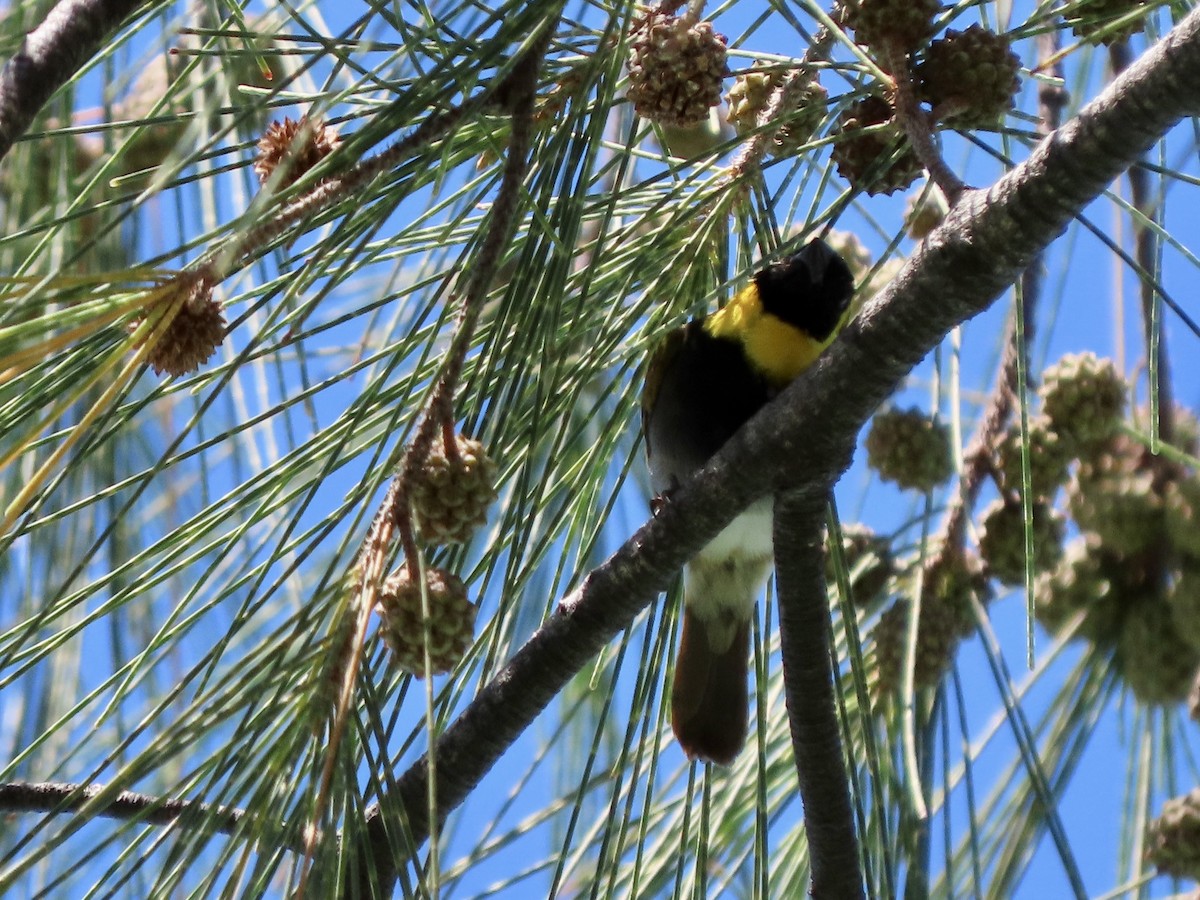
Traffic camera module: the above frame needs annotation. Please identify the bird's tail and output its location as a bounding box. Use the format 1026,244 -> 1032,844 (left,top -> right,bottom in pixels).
670,550 -> 769,765
671,606 -> 751,766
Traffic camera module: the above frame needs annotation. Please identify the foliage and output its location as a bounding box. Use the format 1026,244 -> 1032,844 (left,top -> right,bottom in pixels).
0,0 -> 1198,897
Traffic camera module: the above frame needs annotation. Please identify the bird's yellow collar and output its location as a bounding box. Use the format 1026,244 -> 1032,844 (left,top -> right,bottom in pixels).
704,283 -> 829,387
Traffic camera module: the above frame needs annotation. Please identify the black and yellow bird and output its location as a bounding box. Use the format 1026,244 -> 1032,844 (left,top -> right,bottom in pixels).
642,239 -> 855,765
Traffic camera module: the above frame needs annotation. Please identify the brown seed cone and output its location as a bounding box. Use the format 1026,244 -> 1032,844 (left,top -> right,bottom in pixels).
1147,788 -> 1200,879
978,497 -> 1064,587
626,8 -> 728,128
774,81 -> 828,156
1169,564 -> 1200,652
1155,404 -> 1200,457
903,187 -> 947,240
409,434 -> 499,544
873,597 -> 960,696
921,549 -> 992,619
376,567 -> 477,676
1166,476 -> 1200,561
1069,0 -> 1150,45
726,63 -> 827,157
1034,537 -> 1124,644
143,277 -> 225,377
842,0 -> 940,53
874,550 -> 987,696
916,25 -> 1022,129
828,523 -> 895,608
995,417 -> 1073,502
726,63 -> 777,134
1068,432 -> 1165,557
873,595 -> 968,697
865,406 -> 955,492
831,96 -> 923,196
254,116 -> 341,188
1118,596 -> 1199,706
1039,352 -> 1126,456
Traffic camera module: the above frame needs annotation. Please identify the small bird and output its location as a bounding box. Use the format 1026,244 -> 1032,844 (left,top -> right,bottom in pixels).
641,239 -> 855,765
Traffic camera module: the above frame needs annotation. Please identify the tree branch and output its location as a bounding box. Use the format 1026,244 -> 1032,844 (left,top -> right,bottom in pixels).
355,6 -> 1200,890
347,30 -> 552,899
0,780 -> 252,839
879,42 -> 968,204
0,0 -> 152,161
774,491 -> 865,899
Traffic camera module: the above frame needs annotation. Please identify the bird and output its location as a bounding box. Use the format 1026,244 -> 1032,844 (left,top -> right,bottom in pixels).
641,238 -> 855,765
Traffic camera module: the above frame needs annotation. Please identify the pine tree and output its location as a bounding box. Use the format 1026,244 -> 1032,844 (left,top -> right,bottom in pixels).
1,1 -> 1199,896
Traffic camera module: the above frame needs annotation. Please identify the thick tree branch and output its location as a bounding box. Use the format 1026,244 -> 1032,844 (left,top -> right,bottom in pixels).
774,492 -> 865,899
0,0 -> 152,161
356,6 -> 1200,889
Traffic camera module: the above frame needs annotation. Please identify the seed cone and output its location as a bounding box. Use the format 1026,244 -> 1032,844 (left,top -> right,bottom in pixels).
143,277 -> 225,377
626,8 -> 728,128
978,497 -> 1064,587
254,116 -> 341,188
376,567 -> 477,676
1147,788 -> 1200,879
917,25 -> 1022,129
842,0 -> 940,52
865,406 -> 955,492
1040,352 -> 1126,456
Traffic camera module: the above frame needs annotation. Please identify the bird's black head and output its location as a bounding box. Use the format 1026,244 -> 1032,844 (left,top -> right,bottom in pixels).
753,239 -> 856,342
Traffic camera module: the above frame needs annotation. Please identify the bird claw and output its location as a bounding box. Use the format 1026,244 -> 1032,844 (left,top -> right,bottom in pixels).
650,482 -> 678,516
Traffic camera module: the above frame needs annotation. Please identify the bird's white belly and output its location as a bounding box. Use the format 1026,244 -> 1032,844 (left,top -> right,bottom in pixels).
695,497 -> 774,564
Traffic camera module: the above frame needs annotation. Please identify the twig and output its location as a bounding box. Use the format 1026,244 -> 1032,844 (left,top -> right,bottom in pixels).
100,35 -> 531,325
726,25 -> 836,181
346,30 -> 549,898
296,54 -> 548,893
202,89 -> 492,282
0,780 -> 262,841
348,21 -> 546,592
774,491 -> 866,900
399,44 -> 542,490
295,527 -> 389,898
0,0 -> 151,161
878,42 -> 968,204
